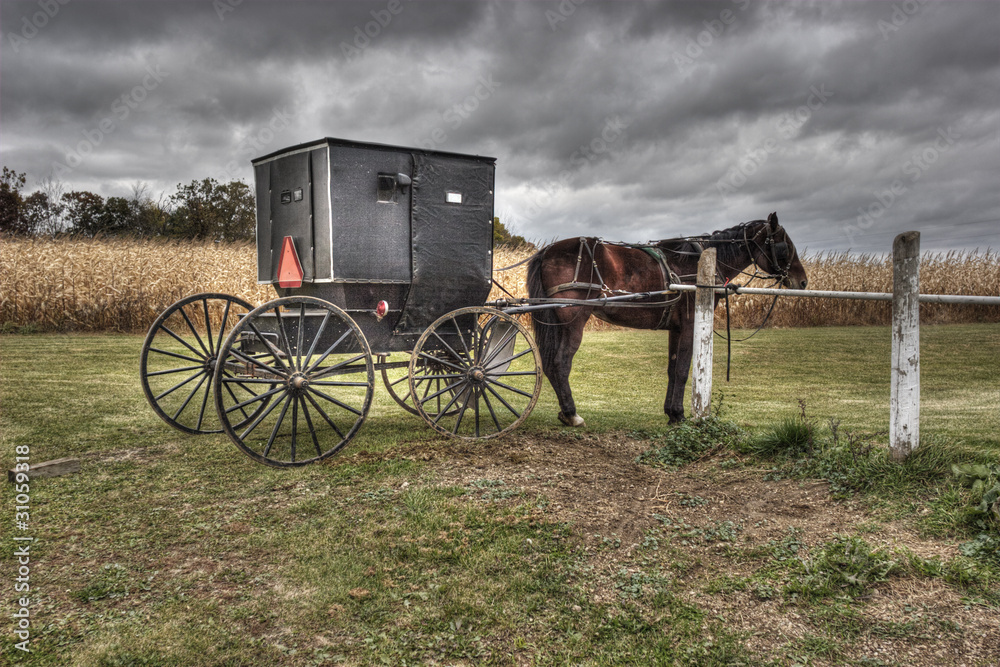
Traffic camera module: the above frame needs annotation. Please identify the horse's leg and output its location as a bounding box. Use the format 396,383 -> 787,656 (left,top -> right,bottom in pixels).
663,323 -> 694,423
540,312 -> 588,427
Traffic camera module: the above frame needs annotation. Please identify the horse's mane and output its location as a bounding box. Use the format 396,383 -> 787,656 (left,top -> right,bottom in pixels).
655,220 -> 766,267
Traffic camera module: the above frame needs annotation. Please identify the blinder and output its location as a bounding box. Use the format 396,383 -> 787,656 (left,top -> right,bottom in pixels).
763,229 -> 792,278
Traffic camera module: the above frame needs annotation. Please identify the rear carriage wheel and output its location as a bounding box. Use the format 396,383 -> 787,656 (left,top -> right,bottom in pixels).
409,307 -> 542,439
140,293 -> 259,434
214,297 -> 374,467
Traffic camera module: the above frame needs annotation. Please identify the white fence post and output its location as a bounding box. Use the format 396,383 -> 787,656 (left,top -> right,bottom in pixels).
891,231 -> 920,461
691,248 -> 717,418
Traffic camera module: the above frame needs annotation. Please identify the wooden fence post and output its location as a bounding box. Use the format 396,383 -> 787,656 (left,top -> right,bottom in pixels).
891,231 -> 920,461
692,248 -> 717,419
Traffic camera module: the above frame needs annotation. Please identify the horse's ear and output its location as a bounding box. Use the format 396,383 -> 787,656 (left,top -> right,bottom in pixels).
767,212 -> 779,230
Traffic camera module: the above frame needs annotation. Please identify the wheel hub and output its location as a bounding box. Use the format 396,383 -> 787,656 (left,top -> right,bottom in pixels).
288,373 -> 310,394
469,367 -> 486,385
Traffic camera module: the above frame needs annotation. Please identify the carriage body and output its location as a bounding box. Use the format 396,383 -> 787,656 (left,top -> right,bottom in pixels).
251,138 -> 496,354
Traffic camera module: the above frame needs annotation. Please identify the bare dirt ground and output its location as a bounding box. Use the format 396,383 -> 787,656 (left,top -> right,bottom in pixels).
377,431 -> 1000,667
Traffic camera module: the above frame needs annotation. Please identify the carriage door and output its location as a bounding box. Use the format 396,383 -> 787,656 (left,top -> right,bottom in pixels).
328,147 -> 413,283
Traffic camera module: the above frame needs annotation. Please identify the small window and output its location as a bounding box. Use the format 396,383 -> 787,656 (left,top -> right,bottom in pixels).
377,174 -> 397,203
445,191 -> 463,204
293,188 -> 304,202
280,190 -> 292,205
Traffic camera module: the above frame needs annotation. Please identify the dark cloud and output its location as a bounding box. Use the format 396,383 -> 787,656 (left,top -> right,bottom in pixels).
2,0 -> 998,251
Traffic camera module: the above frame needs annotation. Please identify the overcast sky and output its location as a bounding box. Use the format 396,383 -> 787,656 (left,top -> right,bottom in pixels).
1,0 -> 998,252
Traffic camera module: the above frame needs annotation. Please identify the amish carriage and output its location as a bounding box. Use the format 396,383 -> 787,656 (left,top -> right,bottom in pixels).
140,137 -> 807,468
140,138 -> 544,467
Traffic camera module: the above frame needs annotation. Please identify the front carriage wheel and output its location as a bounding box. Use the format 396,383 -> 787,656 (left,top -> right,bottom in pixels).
409,307 -> 542,439
140,293 -> 257,434
214,296 -> 374,467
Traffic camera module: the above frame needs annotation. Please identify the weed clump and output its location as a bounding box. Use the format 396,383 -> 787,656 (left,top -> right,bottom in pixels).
634,417 -> 744,470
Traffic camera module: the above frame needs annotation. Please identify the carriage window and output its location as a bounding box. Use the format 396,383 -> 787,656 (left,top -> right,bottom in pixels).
445,191 -> 463,204
377,174 -> 397,203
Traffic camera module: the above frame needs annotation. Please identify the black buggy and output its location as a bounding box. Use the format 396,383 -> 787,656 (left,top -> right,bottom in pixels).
140,138 -> 543,467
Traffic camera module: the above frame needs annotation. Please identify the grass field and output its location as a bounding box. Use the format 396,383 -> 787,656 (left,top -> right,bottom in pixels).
1,326 -> 998,665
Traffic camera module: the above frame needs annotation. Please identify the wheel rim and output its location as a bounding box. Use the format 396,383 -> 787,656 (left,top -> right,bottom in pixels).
409,307 -> 541,439
140,293 -> 256,434
214,297 -> 374,467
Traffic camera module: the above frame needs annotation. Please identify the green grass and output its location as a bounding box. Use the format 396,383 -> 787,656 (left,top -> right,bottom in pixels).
1,325 -> 998,665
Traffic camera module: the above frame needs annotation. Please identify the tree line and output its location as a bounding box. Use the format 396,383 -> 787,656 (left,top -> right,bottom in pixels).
0,167 -> 255,240
1,166 -> 532,247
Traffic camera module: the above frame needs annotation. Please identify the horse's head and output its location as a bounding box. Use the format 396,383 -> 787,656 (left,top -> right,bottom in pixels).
751,213 -> 808,289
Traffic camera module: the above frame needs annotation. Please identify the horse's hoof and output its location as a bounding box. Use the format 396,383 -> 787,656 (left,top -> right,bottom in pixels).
558,412 -> 585,427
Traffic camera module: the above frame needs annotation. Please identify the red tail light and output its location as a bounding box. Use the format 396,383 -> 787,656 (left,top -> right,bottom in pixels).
375,300 -> 389,321
277,236 -> 303,288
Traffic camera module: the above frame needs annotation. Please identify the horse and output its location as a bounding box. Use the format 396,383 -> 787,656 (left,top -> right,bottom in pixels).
525,212 -> 808,426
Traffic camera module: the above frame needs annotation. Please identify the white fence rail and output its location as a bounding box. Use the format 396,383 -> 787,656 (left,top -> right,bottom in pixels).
685,231 -> 1000,461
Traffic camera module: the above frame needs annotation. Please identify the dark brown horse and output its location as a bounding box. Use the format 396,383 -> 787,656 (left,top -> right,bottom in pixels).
525,213 -> 808,426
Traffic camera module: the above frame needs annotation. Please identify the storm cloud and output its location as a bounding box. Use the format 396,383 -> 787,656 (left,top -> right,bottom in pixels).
2,0 -> 998,251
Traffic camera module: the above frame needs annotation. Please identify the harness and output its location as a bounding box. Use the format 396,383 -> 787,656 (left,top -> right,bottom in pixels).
544,238 -> 681,330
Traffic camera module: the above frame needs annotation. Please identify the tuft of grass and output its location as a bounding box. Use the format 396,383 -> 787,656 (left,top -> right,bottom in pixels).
635,417 -> 745,470
784,535 -> 903,600
745,415 -> 816,457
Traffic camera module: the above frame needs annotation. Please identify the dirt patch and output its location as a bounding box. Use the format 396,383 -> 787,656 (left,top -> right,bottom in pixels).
363,431 -> 1000,667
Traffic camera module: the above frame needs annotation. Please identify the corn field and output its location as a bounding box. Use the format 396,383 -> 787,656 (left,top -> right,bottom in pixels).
1,236 -> 997,333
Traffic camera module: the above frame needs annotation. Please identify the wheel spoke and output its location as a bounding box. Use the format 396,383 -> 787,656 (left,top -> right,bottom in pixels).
202,298 -> 215,356
290,396 -> 299,462
304,391 -> 346,440
274,306 -> 296,372
148,347 -> 205,364
146,363 -> 206,377
299,396 -> 322,457
302,309 -> 331,368
179,307 -> 211,357
158,324 -> 207,360
238,388 -> 289,440
295,303 -> 306,373
247,320 -> 291,375
262,394 -> 293,459
172,373 -> 209,421
415,376 -> 467,404
215,298 -> 234,353
194,373 -> 212,431
304,329 -> 355,374
416,350 -> 466,373
224,384 -> 286,414
480,388 -> 504,432
486,377 -> 535,399
310,353 -> 369,380
485,382 -> 524,417
308,386 -> 364,417
154,368 -> 205,401
484,347 -> 533,373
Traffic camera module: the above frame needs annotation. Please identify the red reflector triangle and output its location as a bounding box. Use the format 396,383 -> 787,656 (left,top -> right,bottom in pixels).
277,236 -> 304,288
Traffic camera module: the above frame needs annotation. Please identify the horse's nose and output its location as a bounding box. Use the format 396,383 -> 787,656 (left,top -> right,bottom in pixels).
800,278 -> 808,290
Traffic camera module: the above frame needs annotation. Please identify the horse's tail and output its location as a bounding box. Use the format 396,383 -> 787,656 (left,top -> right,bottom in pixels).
526,249 -> 559,370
